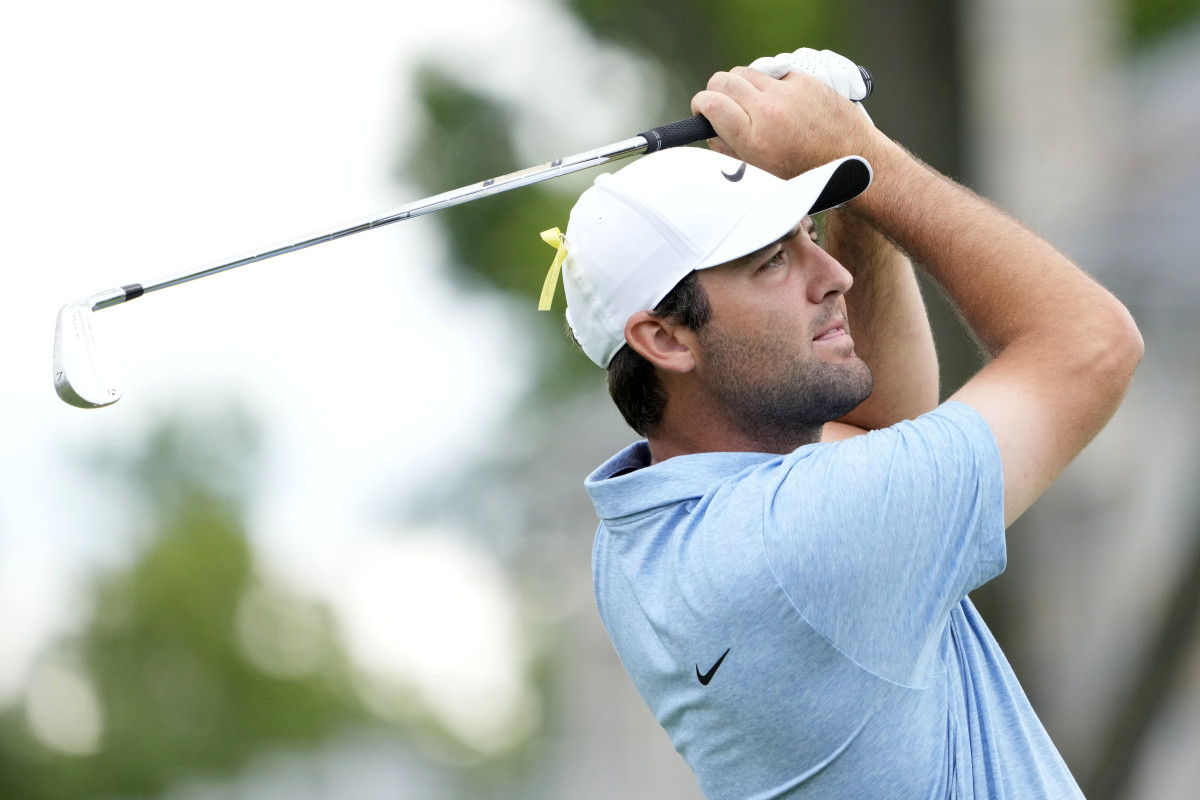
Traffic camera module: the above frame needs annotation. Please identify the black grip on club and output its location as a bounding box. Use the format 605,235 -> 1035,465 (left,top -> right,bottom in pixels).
638,116 -> 718,153
638,65 -> 874,154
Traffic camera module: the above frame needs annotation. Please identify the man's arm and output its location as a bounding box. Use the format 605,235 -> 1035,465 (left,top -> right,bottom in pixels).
693,67 -> 1143,526
822,209 -> 939,439
864,145 -> 1143,526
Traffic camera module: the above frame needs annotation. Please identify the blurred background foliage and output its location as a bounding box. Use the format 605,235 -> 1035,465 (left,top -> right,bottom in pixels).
5,0 -> 1199,797
1130,0 -> 1200,45
0,410 -> 545,798
0,412 -> 367,799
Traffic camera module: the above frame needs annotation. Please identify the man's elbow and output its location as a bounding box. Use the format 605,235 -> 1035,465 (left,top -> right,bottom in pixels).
1091,301 -> 1144,395
1111,302 -> 1143,377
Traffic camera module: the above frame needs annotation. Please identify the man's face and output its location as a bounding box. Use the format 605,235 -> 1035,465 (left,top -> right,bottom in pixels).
692,216 -> 874,447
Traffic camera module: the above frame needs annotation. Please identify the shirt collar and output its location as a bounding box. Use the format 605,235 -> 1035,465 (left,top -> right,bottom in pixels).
585,441 -> 792,522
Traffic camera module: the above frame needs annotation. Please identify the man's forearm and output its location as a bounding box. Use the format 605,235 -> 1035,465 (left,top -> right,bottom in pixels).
850,138 -> 1143,522
824,208 -> 939,430
847,138 -> 1133,363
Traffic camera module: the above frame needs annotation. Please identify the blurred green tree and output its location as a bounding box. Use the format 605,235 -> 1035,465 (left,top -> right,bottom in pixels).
0,410 -> 365,799
1128,0 -> 1200,47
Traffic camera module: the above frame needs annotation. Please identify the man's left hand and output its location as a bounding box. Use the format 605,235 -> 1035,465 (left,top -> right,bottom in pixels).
749,47 -> 873,124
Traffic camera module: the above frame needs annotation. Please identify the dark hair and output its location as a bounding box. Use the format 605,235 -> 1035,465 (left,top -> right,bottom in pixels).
606,272 -> 712,436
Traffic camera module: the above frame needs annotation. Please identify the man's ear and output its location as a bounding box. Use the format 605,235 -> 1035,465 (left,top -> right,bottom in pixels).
624,311 -> 697,373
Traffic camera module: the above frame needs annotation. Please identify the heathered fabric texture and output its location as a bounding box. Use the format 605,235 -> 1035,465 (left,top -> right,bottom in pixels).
588,402 -> 1083,799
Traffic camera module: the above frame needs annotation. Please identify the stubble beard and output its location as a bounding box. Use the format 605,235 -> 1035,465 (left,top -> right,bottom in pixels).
697,324 -> 875,452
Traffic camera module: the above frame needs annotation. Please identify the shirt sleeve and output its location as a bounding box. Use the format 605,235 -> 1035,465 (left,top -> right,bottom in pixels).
759,401 -> 1006,686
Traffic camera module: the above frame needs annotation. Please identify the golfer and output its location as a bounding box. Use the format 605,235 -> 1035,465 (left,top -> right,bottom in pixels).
541,50 -> 1143,798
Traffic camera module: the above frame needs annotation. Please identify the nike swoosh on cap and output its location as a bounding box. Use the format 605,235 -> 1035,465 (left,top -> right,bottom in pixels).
721,162 -> 748,182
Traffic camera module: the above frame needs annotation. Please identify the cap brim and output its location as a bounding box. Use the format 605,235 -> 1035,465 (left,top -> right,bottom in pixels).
809,156 -> 873,214
699,156 -> 873,269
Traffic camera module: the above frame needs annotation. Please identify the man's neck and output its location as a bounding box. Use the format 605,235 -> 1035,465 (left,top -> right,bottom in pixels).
647,417 -> 822,464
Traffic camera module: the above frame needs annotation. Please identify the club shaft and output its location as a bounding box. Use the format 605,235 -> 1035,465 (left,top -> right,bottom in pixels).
78,64 -> 876,313
92,135 -> 649,310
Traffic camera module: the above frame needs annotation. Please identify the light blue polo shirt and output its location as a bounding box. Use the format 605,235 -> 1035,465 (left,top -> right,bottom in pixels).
588,402 -> 1083,799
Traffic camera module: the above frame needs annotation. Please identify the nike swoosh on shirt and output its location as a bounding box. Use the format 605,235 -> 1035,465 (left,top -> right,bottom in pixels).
696,648 -> 731,686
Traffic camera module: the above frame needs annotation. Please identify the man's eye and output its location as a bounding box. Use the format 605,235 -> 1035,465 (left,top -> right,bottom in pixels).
761,250 -> 786,270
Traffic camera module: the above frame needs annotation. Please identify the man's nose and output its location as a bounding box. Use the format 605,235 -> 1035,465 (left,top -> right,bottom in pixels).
808,247 -> 854,304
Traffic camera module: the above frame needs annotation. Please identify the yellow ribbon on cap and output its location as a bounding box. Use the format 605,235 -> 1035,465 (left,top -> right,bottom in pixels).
538,227 -> 568,310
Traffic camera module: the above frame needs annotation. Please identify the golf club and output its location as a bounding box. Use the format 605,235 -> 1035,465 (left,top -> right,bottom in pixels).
53,67 -> 872,408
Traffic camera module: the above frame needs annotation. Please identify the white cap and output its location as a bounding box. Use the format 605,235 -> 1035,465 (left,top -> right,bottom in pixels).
560,148 -> 872,367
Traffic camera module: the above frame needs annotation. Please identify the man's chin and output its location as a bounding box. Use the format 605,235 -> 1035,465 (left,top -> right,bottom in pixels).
822,360 -> 875,421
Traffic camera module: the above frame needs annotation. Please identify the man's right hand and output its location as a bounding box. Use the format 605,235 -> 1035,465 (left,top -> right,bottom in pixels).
690,67 -> 881,180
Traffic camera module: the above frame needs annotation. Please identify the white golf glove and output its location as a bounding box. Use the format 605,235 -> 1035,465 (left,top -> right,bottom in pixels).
749,47 -> 873,124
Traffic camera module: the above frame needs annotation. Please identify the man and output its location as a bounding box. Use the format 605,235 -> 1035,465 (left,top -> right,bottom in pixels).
541,50 -> 1143,798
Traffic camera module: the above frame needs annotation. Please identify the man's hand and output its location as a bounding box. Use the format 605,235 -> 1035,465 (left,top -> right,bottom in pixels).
748,48 -> 870,101
690,68 -> 880,179
748,47 -> 874,124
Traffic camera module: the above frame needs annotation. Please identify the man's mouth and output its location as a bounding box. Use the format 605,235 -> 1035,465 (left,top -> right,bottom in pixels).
813,318 -> 848,341
814,326 -> 846,341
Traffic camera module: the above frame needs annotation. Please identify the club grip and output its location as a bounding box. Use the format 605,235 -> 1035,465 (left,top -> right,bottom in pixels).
637,65 -> 873,154
638,116 -> 718,153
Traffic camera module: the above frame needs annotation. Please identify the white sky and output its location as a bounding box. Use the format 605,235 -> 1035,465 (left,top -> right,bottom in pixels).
0,0 -> 657,733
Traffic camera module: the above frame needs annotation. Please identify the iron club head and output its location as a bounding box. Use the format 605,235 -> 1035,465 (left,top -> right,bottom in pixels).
53,295 -> 123,409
